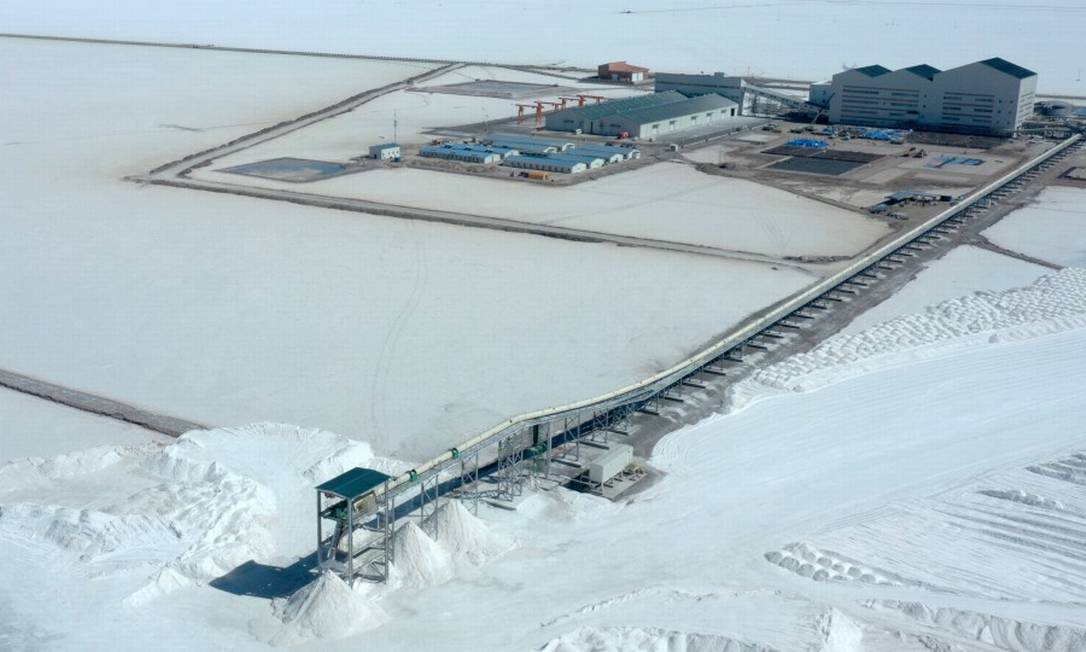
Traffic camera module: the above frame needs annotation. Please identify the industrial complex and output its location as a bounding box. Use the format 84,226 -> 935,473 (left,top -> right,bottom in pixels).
195,51 -> 1086,200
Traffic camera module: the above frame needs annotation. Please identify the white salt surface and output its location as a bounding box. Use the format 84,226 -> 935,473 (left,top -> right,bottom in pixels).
197,161 -> 889,259
539,625 -> 774,652
0,387 -> 167,463
4,264 -> 1086,650
841,245 -> 1049,335
5,1 -> 1082,94
984,187 -> 1086,267
0,38 -> 813,462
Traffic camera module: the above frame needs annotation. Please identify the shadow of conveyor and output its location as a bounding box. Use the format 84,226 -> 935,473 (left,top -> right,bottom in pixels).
209,553 -> 319,599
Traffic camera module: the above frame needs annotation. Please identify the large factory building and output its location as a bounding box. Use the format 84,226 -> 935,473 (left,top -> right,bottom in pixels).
814,57 -> 1037,135
545,91 -> 737,139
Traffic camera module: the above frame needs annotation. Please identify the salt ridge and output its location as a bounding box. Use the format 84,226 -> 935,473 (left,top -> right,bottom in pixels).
751,268 -> 1086,395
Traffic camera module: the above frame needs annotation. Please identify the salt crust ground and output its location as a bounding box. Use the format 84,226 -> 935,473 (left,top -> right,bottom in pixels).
5,1 -> 1082,93
0,387 -> 167,463
0,37 -> 817,463
196,158 -> 890,260
983,187 -> 1086,268
4,267 -> 1086,649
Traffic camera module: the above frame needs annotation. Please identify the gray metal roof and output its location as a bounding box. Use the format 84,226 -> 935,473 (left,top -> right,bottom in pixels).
574,145 -> 627,158
979,57 -> 1036,79
610,93 -> 736,127
904,64 -> 940,80
486,140 -> 556,153
317,467 -> 392,500
553,152 -> 605,164
487,133 -> 571,148
555,91 -> 688,122
854,65 -> 892,77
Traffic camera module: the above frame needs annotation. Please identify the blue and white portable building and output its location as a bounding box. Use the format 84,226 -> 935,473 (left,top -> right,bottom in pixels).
420,143 -> 502,164
571,145 -> 627,164
486,132 -> 575,152
503,154 -> 586,174
550,152 -> 605,169
369,143 -> 401,160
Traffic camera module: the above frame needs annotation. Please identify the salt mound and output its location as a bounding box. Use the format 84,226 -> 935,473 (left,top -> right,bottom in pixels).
272,571 -> 387,645
817,609 -> 864,652
123,566 -> 193,607
540,625 -> 777,652
390,521 -> 453,589
0,422 -> 407,607
431,500 -> 506,566
868,600 -> 1086,652
749,268 -> 1086,394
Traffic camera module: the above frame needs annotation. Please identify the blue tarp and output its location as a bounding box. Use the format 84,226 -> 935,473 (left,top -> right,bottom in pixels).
861,128 -> 912,141
786,138 -> 828,149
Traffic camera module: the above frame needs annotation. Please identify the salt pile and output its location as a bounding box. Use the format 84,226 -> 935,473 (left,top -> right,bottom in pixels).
431,499 -> 508,567
0,423 -> 404,605
817,609 -> 864,652
271,571 -> 387,645
752,268 -> 1086,393
390,521 -> 453,589
868,601 -> 1086,652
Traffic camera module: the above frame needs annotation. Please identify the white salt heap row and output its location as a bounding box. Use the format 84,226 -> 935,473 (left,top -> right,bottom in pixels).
754,268 -> 1086,392
390,500 -> 510,589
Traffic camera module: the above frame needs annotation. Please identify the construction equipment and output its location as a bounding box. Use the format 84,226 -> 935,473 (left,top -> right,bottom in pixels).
578,94 -> 606,105
559,96 -> 583,109
515,103 -> 540,125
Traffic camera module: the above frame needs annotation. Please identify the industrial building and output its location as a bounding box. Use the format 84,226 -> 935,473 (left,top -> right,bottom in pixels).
544,91 -> 737,138
369,143 -> 400,160
598,61 -> 650,84
813,57 -> 1038,135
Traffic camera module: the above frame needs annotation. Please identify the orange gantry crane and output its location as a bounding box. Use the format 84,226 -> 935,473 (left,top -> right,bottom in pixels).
515,103 -> 541,125
515,100 -> 567,127
558,94 -> 607,108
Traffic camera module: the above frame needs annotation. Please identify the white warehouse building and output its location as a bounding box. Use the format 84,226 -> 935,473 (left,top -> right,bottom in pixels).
815,57 -> 1037,135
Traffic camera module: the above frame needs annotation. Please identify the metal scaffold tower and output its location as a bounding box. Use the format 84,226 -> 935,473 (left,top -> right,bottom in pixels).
495,429 -> 528,501
316,468 -> 395,583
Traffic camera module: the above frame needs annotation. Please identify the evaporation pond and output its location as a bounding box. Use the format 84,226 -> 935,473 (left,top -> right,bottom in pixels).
221,157 -> 355,182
